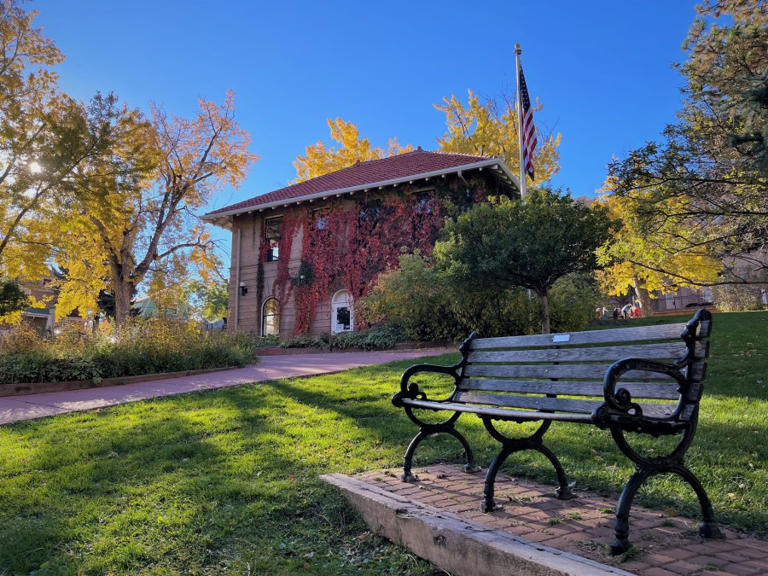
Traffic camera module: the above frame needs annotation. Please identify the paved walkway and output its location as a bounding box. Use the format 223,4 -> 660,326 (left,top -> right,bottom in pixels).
354,464 -> 767,576
0,347 -> 453,425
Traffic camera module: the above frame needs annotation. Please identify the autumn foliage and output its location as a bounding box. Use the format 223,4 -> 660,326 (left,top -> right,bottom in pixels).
292,118 -> 412,183
257,190 -> 446,336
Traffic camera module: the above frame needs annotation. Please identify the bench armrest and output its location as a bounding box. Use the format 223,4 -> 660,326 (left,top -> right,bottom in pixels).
593,358 -> 687,431
392,362 -> 462,407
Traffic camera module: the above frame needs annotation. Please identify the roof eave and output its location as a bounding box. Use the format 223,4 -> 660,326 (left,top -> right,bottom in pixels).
201,158 -> 520,226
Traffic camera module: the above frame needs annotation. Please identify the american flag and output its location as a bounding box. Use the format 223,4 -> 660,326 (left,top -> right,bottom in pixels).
518,66 -> 537,181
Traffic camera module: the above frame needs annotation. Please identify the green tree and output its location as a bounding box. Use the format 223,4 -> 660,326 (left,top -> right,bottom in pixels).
434,190 -> 611,333
188,279 -> 229,322
607,0 -> 768,285
0,277 -> 28,317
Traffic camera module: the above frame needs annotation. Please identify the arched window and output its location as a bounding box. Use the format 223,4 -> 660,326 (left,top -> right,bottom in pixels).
331,290 -> 353,334
262,298 -> 280,337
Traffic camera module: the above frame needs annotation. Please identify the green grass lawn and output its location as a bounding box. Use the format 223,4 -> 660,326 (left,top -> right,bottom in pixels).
0,311 -> 766,574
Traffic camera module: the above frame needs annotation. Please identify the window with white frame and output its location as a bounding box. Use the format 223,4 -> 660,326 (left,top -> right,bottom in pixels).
262,298 -> 280,336
265,217 -> 281,262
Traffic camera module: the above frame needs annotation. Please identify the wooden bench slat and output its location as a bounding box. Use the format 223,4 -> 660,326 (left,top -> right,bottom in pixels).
400,398 -> 596,423
454,390 -> 603,413
469,323 -> 688,350
467,342 -> 689,364
459,378 -> 680,400
464,363 -> 676,381
401,397 -> 676,421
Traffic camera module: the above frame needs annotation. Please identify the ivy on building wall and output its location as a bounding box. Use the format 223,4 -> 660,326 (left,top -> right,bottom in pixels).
257,176 -> 495,335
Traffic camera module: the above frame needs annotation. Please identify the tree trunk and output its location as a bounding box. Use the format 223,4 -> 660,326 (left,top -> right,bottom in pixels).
539,289 -> 551,334
114,278 -> 134,333
632,276 -> 653,318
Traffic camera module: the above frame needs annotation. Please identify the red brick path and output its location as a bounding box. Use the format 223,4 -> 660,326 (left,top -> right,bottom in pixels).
356,464 -> 767,576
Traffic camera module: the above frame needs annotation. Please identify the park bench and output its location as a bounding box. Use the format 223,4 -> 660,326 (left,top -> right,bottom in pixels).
392,309 -> 721,554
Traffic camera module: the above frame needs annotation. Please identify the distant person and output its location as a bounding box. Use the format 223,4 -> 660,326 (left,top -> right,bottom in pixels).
621,303 -> 632,319
612,308 -> 619,322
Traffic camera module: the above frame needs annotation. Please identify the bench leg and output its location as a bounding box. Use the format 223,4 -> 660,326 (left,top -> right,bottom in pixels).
612,468 -> 649,555
482,444 -> 512,512
537,443 -> 577,500
481,419 -> 574,512
401,423 -> 478,482
611,464 -> 723,556
672,464 -> 723,540
481,440 -> 575,512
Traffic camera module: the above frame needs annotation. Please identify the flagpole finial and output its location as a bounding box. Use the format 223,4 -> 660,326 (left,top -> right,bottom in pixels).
514,43 -> 522,54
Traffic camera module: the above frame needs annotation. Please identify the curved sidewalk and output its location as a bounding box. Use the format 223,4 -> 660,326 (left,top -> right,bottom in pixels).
0,347 -> 453,425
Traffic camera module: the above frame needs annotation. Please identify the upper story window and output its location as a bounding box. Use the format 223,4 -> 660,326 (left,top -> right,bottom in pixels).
414,193 -> 434,215
358,200 -> 381,227
313,209 -> 328,231
265,217 -> 281,262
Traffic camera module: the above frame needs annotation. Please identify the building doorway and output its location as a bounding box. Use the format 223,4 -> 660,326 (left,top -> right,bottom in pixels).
331,290 -> 353,334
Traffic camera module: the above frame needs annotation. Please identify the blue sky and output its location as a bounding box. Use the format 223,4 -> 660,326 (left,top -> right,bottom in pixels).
35,0 -> 700,262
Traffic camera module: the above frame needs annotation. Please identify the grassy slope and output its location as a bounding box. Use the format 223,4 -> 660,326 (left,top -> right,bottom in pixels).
0,311 -> 765,574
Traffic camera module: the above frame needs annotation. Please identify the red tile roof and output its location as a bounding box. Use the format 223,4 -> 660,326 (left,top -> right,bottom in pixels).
204,149 -> 514,218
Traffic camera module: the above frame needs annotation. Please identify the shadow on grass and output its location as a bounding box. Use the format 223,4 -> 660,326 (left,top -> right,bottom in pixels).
0,386 -> 329,574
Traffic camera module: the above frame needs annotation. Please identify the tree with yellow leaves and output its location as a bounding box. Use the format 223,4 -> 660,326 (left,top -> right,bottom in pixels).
596,190 -> 722,315
0,1 -> 117,283
435,90 -> 561,185
56,91 -> 258,329
292,118 -> 411,182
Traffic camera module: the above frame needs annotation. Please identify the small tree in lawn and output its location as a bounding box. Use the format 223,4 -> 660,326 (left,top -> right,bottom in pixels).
434,189 -> 611,334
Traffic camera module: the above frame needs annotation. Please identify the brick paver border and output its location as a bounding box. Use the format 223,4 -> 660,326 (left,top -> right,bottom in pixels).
352,464 -> 767,576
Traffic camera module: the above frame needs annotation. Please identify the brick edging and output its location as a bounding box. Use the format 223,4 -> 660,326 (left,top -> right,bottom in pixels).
0,365 -> 243,398
322,473 -> 634,576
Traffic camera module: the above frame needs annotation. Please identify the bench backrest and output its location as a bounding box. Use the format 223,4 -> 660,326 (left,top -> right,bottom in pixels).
454,316 -> 711,419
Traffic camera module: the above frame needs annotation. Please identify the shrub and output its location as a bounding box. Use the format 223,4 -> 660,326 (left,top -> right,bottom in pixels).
548,274 -> 602,333
712,283 -> 767,312
0,322 -> 45,353
279,323 -> 406,351
279,334 -> 330,349
362,254 -> 600,342
330,323 -> 406,350
0,319 -> 259,385
361,252 -> 464,342
365,259 -> 592,340
446,287 -> 540,338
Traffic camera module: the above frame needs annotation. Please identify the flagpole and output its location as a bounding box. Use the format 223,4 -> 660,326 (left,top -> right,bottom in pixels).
516,44 -> 533,304
514,43 -> 527,201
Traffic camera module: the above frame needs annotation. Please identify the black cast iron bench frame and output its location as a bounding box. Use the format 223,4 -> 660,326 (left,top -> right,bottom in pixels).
392,309 -> 722,554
